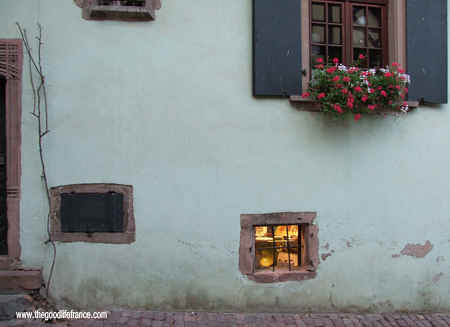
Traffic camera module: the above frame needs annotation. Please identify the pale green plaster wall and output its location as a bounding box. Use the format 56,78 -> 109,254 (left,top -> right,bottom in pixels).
1,0 -> 449,312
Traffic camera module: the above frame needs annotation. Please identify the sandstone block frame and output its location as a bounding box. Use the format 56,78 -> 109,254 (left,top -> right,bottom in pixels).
50,183 -> 135,244
239,212 -> 319,283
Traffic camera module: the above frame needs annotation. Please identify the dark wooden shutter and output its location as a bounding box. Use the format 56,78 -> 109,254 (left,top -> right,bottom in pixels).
60,192 -> 124,233
0,78 -> 6,255
253,0 -> 302,96
407,0 -> 447,104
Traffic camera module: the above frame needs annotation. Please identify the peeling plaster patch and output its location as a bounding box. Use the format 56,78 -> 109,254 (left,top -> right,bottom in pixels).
432,273 -> 444,284
399,241 -> 433,258
321,250 -> 334,262
321,253 -> 332,261
346,241 -> 353,248
436,256 -> 445,263
392,254 -> 401,258
322,243 -> 330,250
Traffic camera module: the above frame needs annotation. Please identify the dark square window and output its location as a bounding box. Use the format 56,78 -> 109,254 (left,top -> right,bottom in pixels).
60,192 -> 124,233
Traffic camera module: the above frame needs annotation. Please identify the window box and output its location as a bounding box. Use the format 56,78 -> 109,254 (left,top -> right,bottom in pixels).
50,184 -> 135,244
239,212 -> 319,283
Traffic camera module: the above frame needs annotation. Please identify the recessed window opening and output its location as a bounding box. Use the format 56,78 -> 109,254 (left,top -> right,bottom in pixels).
255,224 -> 303,272
311,0 -> 387,68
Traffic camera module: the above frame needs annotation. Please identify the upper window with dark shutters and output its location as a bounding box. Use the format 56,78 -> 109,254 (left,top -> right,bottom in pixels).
252,0 -> 447,104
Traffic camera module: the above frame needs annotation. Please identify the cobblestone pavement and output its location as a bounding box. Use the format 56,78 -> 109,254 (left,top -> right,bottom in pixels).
1,311 -> 449,327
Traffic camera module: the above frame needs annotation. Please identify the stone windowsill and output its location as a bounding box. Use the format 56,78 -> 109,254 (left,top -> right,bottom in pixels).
246,267 -> 317,283
289,96 -> 419,112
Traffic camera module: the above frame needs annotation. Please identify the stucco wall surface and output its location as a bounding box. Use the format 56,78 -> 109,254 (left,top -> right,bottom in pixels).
0,0 -> 449,312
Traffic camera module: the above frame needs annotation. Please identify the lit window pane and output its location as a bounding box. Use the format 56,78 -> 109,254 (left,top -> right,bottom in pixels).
255,248 -> 275,271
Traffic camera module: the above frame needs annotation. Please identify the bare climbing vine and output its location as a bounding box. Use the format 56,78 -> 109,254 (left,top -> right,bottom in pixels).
16,23 -> 56,298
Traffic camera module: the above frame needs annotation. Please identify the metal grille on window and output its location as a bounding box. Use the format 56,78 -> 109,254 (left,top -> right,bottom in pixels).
0,77 -> 7,255
97,0 -> 145,7
254,225 -> 302,272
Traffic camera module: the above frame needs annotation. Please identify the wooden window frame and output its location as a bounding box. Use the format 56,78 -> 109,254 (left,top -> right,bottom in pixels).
50,184 -> 135,244
0,40 -> 22,270
239,212 -> 319,283
302,0 -> 406,93
77,0 -> 161,21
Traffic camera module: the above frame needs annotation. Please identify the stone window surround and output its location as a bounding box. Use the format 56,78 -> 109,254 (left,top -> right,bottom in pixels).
0,39 -> 23,270
50,183 -> 135,244
75,0 -> 161,21
239,212 -> 319,283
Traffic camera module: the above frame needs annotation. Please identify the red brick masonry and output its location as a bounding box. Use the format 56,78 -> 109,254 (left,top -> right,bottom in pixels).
2,311 -> 449,326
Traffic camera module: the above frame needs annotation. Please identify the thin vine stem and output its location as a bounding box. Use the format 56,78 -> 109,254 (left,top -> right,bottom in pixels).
16,22 -> 55,299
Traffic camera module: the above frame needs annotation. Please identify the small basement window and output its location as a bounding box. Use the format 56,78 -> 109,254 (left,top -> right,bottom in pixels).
50,184 -> 135,244
240,212 -> 319,283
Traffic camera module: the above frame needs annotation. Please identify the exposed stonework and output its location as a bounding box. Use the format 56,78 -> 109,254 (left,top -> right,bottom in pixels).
400,241 -> 433,258
432,272 -> 444,284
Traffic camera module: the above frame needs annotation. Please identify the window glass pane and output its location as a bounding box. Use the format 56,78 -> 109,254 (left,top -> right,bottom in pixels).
368,29 -> 381,48
276,247 -> 293,269
255,226 -> 273,247
255,248 -> 275,271
353,48 -> 368,66
353,6 -> 366,26
368,7 -> 381,27
369,49 -> 382,67
328,5 -> 341,23
312,24 -> 326,43
329,26 -> 342,45
328,47 -> 342,63
311,45 -> 326,64
273,225 -> 287,247
312,3 -> 325,22
352,27 -> 366,47
287,225 -> 298,241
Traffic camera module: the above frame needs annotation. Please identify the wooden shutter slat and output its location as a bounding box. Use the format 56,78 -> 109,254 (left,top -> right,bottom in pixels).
407,0 -> 447,104
253,0 -> 302,96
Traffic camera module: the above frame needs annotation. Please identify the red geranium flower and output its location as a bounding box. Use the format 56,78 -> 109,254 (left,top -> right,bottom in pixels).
332,76 -> 340,82
326,67 -> 337,74
354,113 -> 361,121
359,54 -> 365,60
381,90 -> 387,97
368,104 -> 376,111
354,86 -> 362,93
361,95 -> 368,103
343,76 -> 351,83
316,58 -> 324,64
341,88 -> 348,94
334,104 -> 343,113
301,92 -> 310,98
384,72 -> 393,77
333,57 -> 339,64
317,92 -> 326,99
404,87 -> 408,93
347,101 -> 354,109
